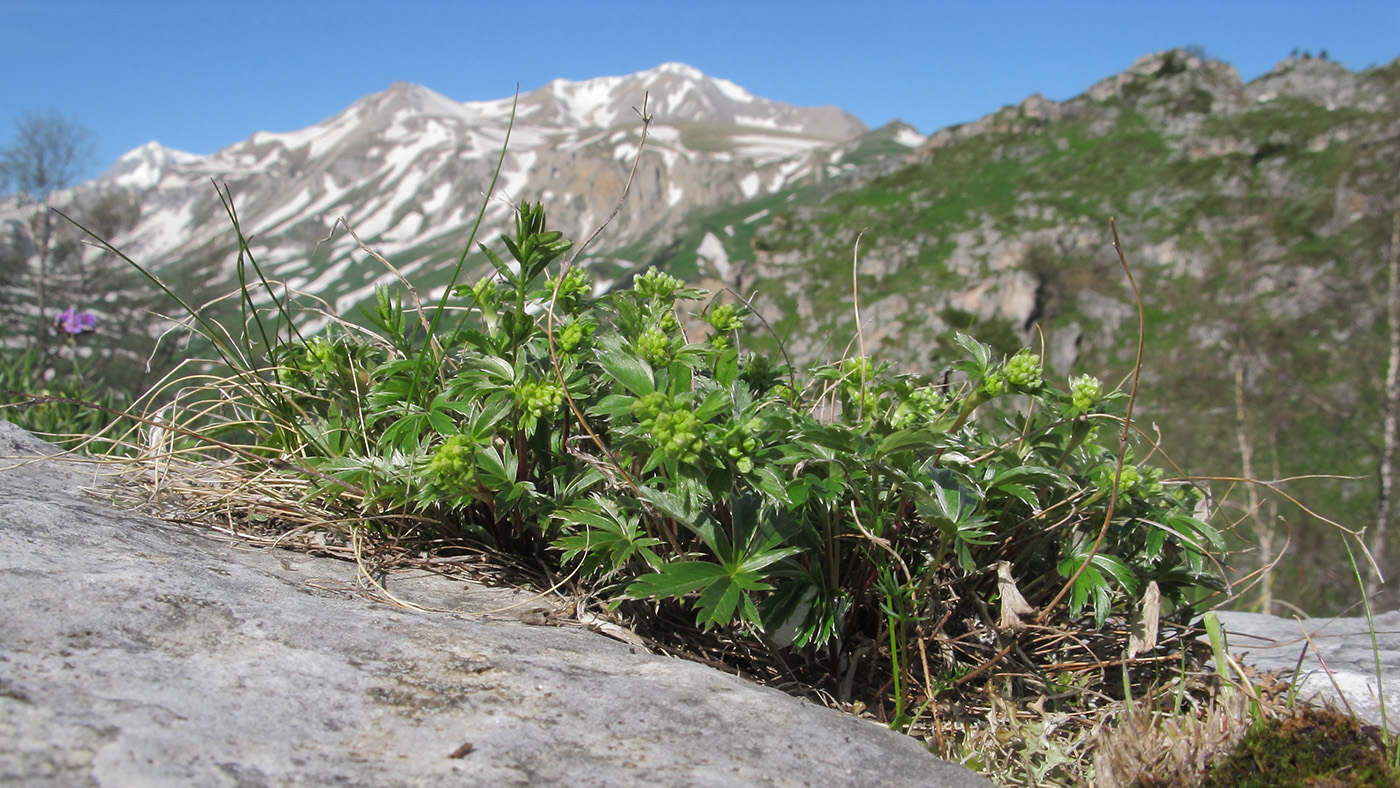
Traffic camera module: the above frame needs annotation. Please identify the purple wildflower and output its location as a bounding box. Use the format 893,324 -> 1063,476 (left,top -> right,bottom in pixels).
56,307 -> 97,335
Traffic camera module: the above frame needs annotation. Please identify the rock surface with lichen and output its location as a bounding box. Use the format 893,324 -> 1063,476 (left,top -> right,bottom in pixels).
0,419 -> 992,788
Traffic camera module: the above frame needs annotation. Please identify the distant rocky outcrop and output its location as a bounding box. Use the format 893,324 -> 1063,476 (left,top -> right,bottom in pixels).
0,420 -> 992,787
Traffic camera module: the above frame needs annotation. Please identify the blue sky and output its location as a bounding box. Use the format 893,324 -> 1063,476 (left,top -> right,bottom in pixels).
2,0 -> 1397,179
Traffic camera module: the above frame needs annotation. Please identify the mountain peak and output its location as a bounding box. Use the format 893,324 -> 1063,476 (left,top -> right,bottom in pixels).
98,141 -> 201,189
365,81 -> 482,119
651,61 -> 706,79
527,62 -> 862,138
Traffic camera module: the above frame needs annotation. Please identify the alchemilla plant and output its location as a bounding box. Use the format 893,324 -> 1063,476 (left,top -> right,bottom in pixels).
115,199 -> 1226,729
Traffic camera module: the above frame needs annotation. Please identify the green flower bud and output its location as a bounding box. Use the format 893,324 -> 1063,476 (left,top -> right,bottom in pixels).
514,378 -> 565,420
1005,350 -> 1043,391
707,303 -> 744,333
556,320 -> 594,354
634,267 -> 683,302
632,392 -> 670,424
636,326 -> 672,367
1093,462 -> 1141,495
1068,374 -> 1102,416
428,434 -> 477,488
982,370 -> 1008,397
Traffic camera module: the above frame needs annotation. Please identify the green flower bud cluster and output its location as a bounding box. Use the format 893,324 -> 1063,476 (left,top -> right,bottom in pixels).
428,434 -> 476,489
841,356 -> 872,381
631,392 -> 704,465
545,267 -> 591,311
515,378 -> 564,420
707,303 -> 744,333
275,363 -> 306,387
982,370 -> 1007,397
276,338 -> 340,385
840,356 -> 873,396
308,338 -> 338,376
722,417 -> 764,474
634,267 -> 682,302
892,385 -> 952,428
636,326 -> 672,367
632,392 -> 669,423
556,319 -> 594,354
1005,350 -> 1043,390
1068,374 -> 1102,416
1093,462 -> 1141,495
655,409 -> 704,464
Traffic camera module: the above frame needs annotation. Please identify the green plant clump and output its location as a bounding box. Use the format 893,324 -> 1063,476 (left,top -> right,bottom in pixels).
101,195 -> 1230,733
0,344 -> 136,454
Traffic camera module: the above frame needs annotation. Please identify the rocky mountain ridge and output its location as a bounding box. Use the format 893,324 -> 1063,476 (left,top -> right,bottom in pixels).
45,63 -> 896,328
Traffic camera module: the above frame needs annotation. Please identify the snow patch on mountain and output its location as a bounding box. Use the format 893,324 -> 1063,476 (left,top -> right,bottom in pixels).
894,127 -> 927,147
649,126 -> 682,143
731,134 -> 830,166
739,173 -> 761,199
697,232 -> 731,280
735,115 -> 806,134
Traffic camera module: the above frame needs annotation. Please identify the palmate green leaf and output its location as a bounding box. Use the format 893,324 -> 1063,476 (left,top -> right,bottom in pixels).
553,498 -> 662,576
1144,524 -> 1168,559
596,343 -> 655,397
873,427 -> 938,460
918,467 -> 982,530
464,353 -> 516,385
626,560 -> 774,630
714,346 -> 739,386
638,483 -> 702,526
358,285 -> 409,352
626,493 -> 799,630
1160,512 -> 1227,553
800,421 -> 861,455
377,408 -> 430,453
952,332 -> 993,372
760,580 -> 847,649
750,465 -> 790,505
627,560 -> 729,599
475,445 -> 511,487
693,387 -> 730,422
1058,549 -> 1136,627
985,465 -> 1070,510
467,392 -> 512,440
695,574 -> 762,629
423,392 -> 458,436
589,393 -> 636,420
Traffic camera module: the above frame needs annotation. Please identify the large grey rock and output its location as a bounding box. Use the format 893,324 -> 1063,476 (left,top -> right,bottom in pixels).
0,420 -> 991,788
1214,609 -> 1400,733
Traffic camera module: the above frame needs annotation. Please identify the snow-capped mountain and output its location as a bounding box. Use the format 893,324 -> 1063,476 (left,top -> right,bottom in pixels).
68,63 -> 894,321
